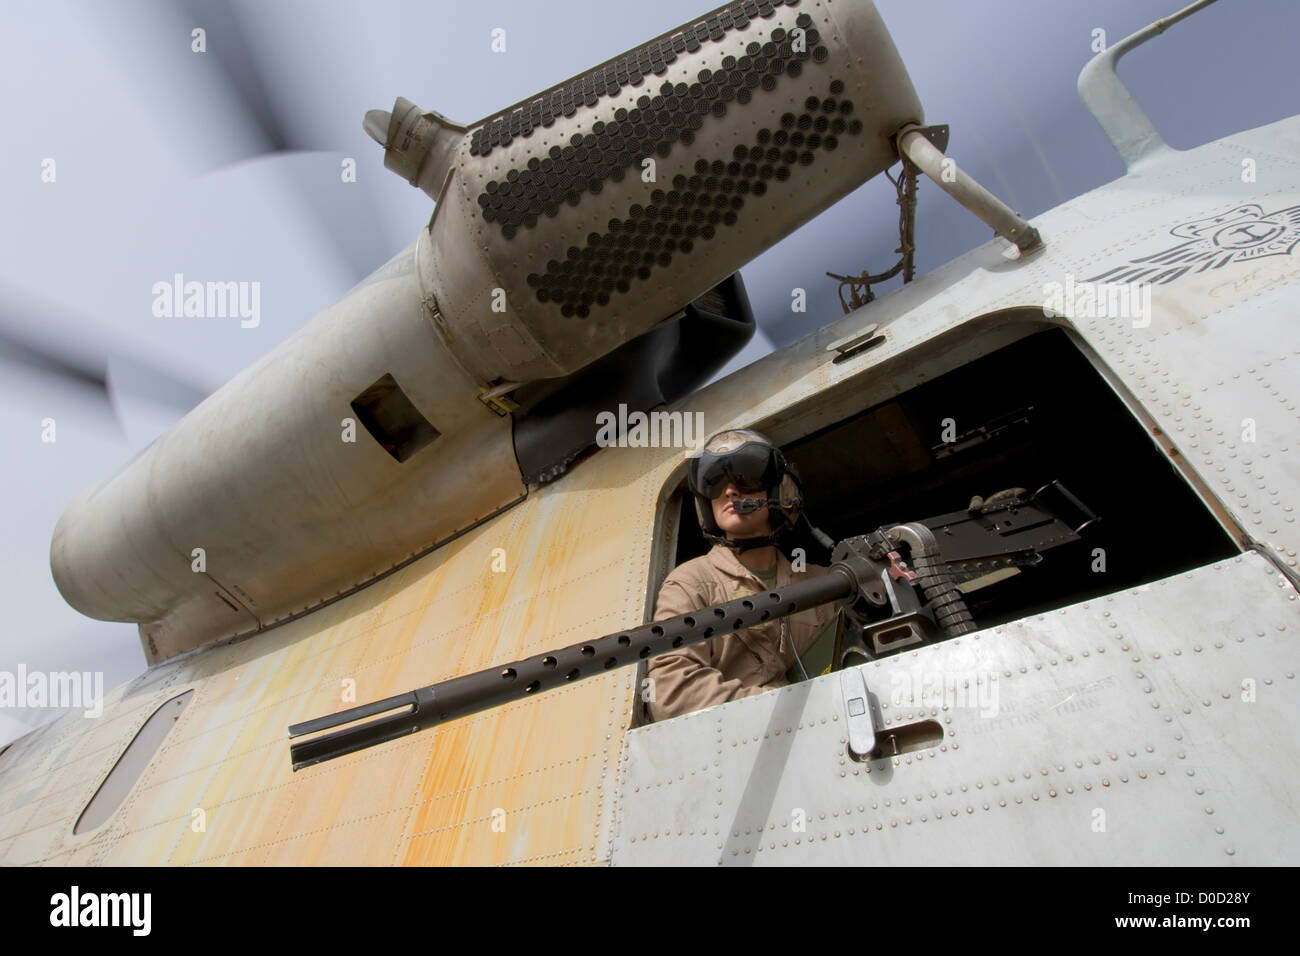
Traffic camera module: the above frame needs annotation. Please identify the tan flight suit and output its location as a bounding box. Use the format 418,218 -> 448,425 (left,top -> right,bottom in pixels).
646,544 -> 839,721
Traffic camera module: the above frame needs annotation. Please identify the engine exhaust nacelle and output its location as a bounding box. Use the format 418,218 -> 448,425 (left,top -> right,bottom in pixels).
369,0 -> 922,387
50,0 -> 923,663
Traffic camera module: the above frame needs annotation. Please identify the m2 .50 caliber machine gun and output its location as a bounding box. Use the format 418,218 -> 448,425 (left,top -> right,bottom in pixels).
288,481 -> 1096,770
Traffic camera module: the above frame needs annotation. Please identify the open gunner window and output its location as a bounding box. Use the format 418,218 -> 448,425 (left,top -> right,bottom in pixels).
638,319 -> 1239,724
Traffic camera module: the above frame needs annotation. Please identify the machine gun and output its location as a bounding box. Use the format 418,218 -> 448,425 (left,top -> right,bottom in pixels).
288,481 -> 1096,770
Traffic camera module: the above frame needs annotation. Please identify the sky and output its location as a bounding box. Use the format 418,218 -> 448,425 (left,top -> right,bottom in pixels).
2,0 -> 1298,747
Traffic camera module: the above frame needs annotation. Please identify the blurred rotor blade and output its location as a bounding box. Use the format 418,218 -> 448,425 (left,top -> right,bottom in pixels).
105,354 -> 208,449
0,326 -> 106,393
86,1 -> 396,284
170,0 -> 394,281
0,288 -> 212,421
0,323 -> 121,438
105,353 -> 209,415
175,0 -> 296,154
272,151 -> 400,282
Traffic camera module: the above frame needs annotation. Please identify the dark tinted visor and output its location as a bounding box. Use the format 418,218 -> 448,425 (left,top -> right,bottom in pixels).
695,442 -> 780,499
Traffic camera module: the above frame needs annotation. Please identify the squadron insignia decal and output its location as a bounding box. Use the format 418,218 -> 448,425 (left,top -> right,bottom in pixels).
1085,202 -> 1300,284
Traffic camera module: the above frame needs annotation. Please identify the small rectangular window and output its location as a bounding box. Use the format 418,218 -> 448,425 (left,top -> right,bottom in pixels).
351,373 -> 440,462
75,689 -> 194,835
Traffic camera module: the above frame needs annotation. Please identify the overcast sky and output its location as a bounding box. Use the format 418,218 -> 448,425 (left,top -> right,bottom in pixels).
2,0 -> 1297,747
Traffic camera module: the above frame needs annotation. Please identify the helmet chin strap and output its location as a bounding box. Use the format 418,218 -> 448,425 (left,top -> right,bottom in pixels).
707,531 -> 783,551
713,494 -> 800,550
714,495 -> 779,550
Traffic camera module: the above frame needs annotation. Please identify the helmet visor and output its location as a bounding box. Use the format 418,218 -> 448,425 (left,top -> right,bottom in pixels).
695,435 -> 781,499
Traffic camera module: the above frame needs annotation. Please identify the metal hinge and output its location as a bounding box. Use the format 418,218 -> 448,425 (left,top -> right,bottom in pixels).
477,380 -> 521,416
422,292 -> 455,344
827,324 -> 887,363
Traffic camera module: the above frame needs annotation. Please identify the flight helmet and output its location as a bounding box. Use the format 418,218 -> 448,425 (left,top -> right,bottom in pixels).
689,428 -> 803,550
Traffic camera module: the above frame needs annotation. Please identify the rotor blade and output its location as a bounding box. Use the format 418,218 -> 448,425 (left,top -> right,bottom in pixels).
0,326 -> 106,393
0,288 -> 212,418
170,0 -> 395,282
175,0 -> 295,153
84,2 -> 395,285
105,353 -> 209,415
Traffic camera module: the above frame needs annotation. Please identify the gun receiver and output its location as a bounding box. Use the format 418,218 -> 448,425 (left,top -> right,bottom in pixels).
288,481 -> 1094,770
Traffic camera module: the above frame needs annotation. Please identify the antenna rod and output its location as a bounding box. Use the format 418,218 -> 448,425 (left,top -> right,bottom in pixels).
895,124 -> 1043,253
1077,0 -> 1221,170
